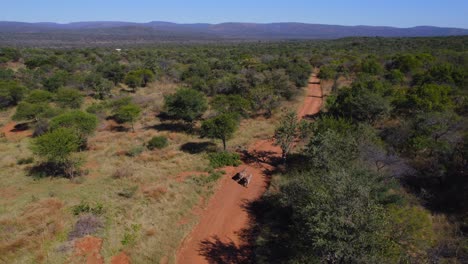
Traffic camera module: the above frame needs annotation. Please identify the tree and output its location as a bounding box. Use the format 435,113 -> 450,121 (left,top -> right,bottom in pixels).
279,169 -> 396,263
97,62 -> 126,85
124,72 -> 141,90
201,113 -> 239,150
24,89 -> 54,104
124,69 -> 155,90
404,84 -> 453,113
249,85 -> 280,118
113,103 -> 141,132
211,94 -> 251,117
31,127 -> 81,177
305,129 -> 359,171
32,127 -> 80,163
50,110 -> 98,145
0,81 -> 25,108
329,85 -> 391,123
84,73 -> 114,99
55,88 -> 84,109
42,70 -> 69,92
164,88 -> 207,124
13,102 -> 50,122
274,111 -> 304,162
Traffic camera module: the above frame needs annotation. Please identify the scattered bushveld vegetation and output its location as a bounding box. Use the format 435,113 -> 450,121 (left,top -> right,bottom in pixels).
0,36 -> 466,263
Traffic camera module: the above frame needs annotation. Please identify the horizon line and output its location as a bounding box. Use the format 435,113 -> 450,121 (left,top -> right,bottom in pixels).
1,20 -> 467,30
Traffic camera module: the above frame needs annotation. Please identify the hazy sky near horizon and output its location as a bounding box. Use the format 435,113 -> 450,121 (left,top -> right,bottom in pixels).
2,0 -> 467,28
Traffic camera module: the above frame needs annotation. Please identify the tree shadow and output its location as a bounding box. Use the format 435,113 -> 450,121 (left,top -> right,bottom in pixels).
11,122 -> 30,132
240,150 -> 282,167
110,125 -> 130,132
148,122 -> 197,134
27,162 -> 82,179
180,141 -> 217,154
303,111 -> 322,120
198,236 -> 252,264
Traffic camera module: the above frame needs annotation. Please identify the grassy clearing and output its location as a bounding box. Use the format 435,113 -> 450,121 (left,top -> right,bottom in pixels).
0,82 -> 309,263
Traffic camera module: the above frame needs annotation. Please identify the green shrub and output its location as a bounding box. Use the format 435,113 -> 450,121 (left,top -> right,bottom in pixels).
55,87 -> 84,109
147,136 -> 168,150
17,157 -> 34,165
121,224 -> 141,246
72,201 -> 104,216
208,152 -> 242,168
118,186 -> 138,198
126,145 -> 144,157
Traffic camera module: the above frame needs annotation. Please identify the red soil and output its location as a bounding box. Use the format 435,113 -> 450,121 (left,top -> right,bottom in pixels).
110,252 -> 131,264
73,236 -> 104,264
176,73 -> 323,263
0,122 -> 33,141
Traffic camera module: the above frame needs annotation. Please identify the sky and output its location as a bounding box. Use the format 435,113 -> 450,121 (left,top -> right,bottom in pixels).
1,0 -> 467,28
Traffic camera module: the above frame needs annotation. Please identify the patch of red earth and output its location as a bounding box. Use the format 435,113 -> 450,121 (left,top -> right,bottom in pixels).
72,236 -> 104,264
110,252 -> 131,264
176,73 -> 322,264
0,122 -> 33,141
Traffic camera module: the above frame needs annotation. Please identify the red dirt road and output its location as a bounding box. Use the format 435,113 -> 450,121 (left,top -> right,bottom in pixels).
176,73 -> 323,264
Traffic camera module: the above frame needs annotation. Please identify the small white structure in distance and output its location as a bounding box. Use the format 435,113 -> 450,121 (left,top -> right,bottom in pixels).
115,48 -> 122,52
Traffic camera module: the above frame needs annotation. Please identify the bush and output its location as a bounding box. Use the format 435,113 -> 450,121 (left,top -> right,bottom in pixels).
31,127 -> 80,164
164,88 -> 208,123
17,157 -> 34,165
24,89 -> 54,104
112,165 -> 134,179
208,152 -> 242,168
126,145 -> 144,157
147,136 -> 168,150
113,103 -> 141,132
72,201 -> 104,216
55,87 -> 84,109
118,186 -> 138,198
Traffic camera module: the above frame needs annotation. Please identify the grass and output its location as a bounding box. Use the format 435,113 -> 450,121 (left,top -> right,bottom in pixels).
0,81 -> 310,263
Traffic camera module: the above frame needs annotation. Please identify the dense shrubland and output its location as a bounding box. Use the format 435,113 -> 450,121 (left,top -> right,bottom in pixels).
255,36 -> 467,263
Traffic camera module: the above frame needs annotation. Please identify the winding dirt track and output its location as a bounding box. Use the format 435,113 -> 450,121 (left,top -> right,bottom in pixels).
176,73 -> 322,264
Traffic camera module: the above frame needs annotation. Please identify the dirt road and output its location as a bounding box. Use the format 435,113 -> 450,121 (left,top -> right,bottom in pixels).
176,73 -> 323,264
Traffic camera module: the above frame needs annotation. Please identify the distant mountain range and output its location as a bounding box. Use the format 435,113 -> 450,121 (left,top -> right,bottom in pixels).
0,21 -> 467,46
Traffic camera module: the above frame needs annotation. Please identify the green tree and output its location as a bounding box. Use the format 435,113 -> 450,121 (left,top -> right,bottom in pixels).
249,85 -> 280,118
84,73 -> 114,99
124,72 -> 141,90
113,103 -> 141,132
164,88 -> 207,124
42,70 -> 69,92
31,127 -> 81,177
201,113 -> 239,150
280,169 -> 395,263
55,88 -> 84,109
329,85 -> 391,123
24,89 -> 54,104
404,84 -> 453,113
211,94 -> 251,117
13,102 -> 51,122
124,69 -> 155,90
97,62 -> 126,85
0,81 -> 25,108
32,127 -> 80,164
305,129 -> 358,171
50,110 -> 98,145
274,111 -> 304,162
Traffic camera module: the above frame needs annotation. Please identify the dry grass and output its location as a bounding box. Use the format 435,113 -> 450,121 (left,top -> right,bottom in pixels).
0,79 -> 309,263
0,198 -> 67,263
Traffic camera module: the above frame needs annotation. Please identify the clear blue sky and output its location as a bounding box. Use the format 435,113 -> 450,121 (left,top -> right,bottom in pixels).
2,0 -> 467,28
